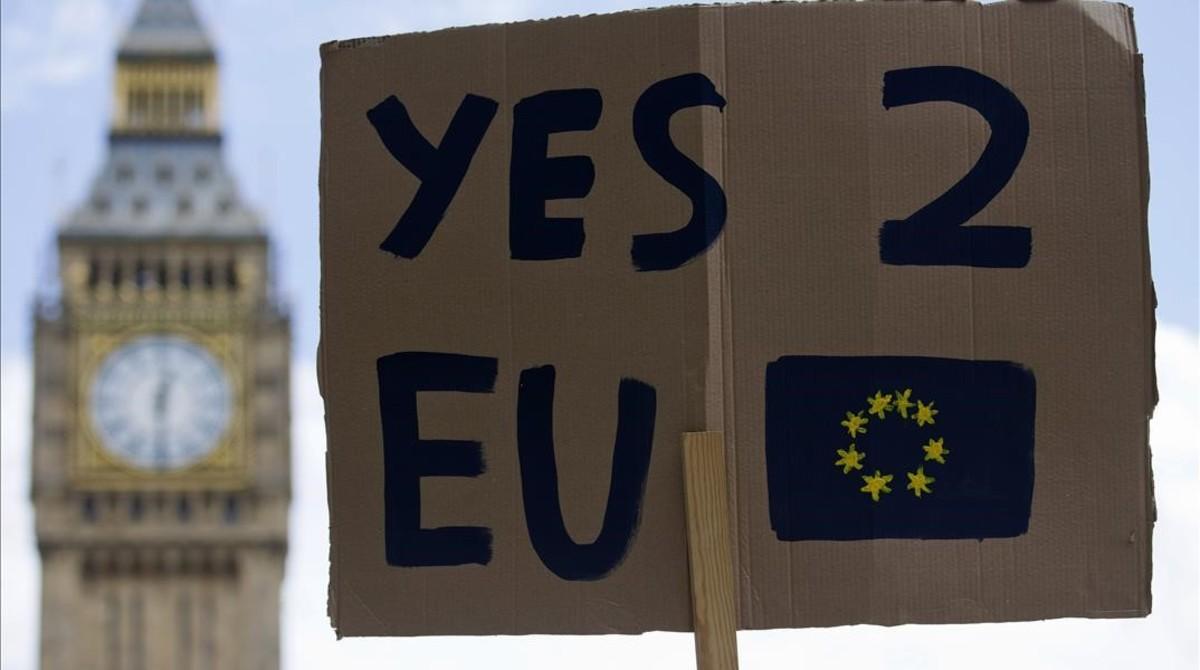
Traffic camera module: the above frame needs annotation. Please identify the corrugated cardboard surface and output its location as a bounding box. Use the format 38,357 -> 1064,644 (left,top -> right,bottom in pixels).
319,0 -> 1154,636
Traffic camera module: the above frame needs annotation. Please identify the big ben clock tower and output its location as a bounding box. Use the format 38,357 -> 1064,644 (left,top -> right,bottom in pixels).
31,1 -> 290,668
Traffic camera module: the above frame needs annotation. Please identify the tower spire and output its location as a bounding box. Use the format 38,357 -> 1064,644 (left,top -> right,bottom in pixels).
118,0 -> 214,60
60,0 -> 258,238
112,0 -> 219,136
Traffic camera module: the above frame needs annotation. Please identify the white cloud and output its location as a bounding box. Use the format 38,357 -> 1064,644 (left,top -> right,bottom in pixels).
0,0 -> 118,112
3,324 -> 1196,669
0,357 -> 37,670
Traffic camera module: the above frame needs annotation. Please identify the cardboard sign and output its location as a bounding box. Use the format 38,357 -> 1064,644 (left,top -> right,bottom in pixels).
319,1 -> 1154,636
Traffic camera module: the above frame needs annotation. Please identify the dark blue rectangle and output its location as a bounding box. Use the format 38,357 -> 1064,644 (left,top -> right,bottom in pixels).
765,356 -> 1036,541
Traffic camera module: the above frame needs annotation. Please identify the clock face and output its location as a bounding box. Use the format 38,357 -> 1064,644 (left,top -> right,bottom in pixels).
89,335 -> 233,471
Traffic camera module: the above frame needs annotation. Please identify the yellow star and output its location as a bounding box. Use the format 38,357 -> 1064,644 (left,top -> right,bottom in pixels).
840,410 -> 869,438
834,444 -> 866,474
866,391 -> 893,419
859,470 -> 893,502
922,437 -> 949,464
906,467 -> 935,498
913,399 -> 938,427
893,388 -> 915,419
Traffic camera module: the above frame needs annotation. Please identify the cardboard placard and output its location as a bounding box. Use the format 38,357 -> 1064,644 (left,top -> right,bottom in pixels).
319,0 -> 1154,636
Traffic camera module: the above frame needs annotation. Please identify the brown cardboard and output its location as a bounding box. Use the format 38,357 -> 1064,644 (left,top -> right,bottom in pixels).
319,0 -> 1154,636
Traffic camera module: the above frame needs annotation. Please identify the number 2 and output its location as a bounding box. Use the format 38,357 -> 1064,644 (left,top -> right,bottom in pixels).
879,66 -> 1031,268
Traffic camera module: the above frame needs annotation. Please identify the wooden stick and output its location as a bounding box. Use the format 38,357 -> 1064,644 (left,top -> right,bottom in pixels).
682,431 -> 739,670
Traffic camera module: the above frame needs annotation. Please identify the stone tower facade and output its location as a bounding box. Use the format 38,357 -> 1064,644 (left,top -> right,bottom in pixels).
32,1 -> 290,668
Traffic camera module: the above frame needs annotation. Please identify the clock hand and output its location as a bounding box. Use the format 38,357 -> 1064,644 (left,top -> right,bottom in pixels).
152,375 -> 172,467
153,377 -> 169,419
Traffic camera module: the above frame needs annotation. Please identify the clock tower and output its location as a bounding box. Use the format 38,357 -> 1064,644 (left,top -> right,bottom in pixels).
31,1 -> 290,668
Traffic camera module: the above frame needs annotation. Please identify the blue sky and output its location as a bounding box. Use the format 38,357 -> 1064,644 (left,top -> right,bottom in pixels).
1,1 -> 1196,669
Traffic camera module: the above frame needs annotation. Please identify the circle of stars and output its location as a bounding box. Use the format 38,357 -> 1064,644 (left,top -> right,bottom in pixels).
832,388 -> 949,502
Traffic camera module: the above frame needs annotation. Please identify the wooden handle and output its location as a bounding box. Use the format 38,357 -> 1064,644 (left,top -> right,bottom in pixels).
682,431 -> 739,670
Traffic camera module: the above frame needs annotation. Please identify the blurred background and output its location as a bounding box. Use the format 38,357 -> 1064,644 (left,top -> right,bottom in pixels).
1,0 -> 1195,668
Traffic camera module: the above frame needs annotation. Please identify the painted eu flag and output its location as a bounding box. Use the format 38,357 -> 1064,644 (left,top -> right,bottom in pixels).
765,356 -> 1036,541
